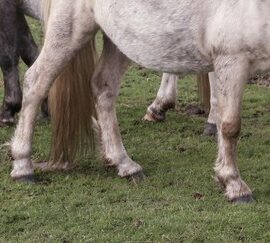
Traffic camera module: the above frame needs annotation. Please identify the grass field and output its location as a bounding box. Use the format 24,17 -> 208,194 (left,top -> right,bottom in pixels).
1,19 -> 270,242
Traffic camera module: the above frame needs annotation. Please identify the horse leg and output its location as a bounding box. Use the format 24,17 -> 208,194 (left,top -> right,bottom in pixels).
17,13 -> 38,67
203,72 -> 217,136
11,0 -> 96,181
214,56 -> 253,202
17,12 -> 49,118
143,73 -> 178,121
0,57 -> 22,126
92,35 -> 143,180
0,1 -> 22,126
19,0 -> 42,20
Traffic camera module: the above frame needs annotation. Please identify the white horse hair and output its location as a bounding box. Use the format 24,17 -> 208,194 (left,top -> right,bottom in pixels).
11,0 -> 270,203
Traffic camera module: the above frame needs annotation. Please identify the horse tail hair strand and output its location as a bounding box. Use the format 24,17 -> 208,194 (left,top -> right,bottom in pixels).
42,0 -> 97,168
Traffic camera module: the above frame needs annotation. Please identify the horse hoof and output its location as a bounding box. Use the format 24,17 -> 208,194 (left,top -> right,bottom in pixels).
128,171 -> 145,184
13,174 -> 36,184
0,117 -> 15,127
143,113 -> 160,122
231,195 -> 254,203
203,122 -> 217,136
143,109 -> 165,122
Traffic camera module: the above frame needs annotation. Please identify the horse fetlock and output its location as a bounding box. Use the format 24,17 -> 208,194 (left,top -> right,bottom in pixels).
11,158 -> 34,180
11,138 -> 31,162
159,100 -> 176,111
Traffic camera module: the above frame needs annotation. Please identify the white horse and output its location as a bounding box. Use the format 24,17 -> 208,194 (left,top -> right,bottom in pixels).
143,72 -> 217,135
11,0 -> 270,202
20,0 -> 218,135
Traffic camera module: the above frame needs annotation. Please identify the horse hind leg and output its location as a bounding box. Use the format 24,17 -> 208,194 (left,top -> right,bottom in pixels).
143,73 -> 178,122
214,55 -> 253,202
0,2 -> 22,126
17,13 -> 39,67
203,72 -> 218,136
17,12 -> 49,119
11,1 -> 97,181
92,35 -> 144,181
0,56 -> 22,126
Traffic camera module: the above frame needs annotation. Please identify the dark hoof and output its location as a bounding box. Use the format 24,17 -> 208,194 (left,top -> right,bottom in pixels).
203,122 -> 217,136
231,195 -> 254,204
128,171 -> 145,184
0,117 -> 15,127
14,174 -> 36,184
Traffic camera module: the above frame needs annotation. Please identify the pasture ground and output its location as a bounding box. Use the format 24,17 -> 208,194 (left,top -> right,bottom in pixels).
0,19 -> 270,242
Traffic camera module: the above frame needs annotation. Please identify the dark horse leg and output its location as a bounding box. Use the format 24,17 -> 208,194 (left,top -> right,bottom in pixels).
17,12 -> 49,118
0,2 -> 48,126
0,0 -> 21,125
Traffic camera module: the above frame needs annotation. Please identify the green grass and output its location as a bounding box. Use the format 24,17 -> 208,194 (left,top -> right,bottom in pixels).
1,19 -> 270,242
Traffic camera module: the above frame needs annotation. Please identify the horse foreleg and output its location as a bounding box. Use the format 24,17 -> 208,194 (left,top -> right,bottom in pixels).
143,73 -> 178,121
214,56 -> 253,202
92,36 -> 144,181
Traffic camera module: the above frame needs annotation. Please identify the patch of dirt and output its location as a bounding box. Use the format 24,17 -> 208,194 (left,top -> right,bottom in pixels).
193,192 -> 204,200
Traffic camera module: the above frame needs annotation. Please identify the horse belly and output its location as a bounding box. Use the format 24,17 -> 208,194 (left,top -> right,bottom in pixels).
95,0 -> 212,74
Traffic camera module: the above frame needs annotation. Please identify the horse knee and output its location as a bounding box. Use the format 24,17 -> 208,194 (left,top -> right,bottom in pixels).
0,55 -> 13,73
221,118 -> 241,138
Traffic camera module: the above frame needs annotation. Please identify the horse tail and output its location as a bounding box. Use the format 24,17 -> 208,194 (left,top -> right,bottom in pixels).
42,0 -> 97,167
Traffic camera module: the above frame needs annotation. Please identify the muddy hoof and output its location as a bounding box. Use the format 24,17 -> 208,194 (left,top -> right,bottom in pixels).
231,195 -> 254,204
14,174 -> 36,183
203,122 -> 217,136
128,171 -> 145,184
143,108 -> 165,122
